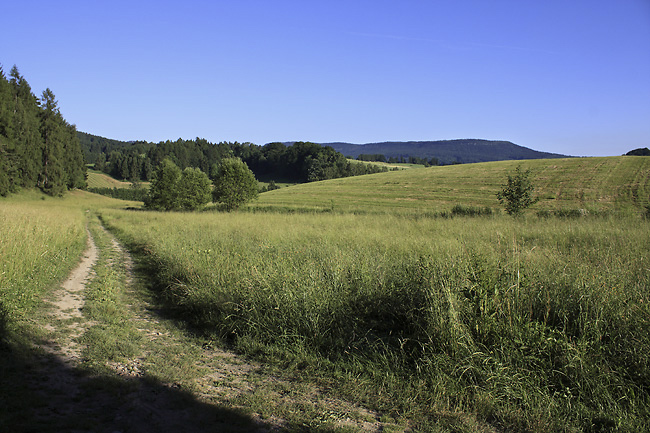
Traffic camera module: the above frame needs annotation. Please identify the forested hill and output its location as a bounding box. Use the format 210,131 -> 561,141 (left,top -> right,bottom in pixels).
79,133 -> 388,184
319,139 -> 569,164
0,65 -> 86,196
77,131 -> 151,161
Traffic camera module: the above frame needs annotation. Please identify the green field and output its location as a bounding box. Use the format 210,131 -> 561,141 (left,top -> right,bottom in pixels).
86,169 -> 135,189
253,157 -> 650,215
2,157 -> 649,432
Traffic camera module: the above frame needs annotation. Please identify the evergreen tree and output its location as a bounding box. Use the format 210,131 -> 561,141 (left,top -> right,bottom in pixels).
38,88 -> 66,196
0,65 -> 86,195
0,67 -> 15,196
62,122 -> 86,189
9,66 -> 43,188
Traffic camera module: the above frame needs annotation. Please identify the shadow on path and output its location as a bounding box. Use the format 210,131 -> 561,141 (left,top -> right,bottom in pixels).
0,332 -> 272,433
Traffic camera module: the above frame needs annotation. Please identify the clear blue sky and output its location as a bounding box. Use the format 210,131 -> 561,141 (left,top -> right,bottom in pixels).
2,0 -> 649,156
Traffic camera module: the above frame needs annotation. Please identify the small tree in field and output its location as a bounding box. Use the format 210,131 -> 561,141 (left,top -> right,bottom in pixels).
496,166 -> 538,215
145,158 -> 181,210
212,157 -> 258,211
145,159 -> 212,211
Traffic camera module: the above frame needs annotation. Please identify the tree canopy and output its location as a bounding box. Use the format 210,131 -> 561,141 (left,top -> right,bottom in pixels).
211,157 -> 259,211
81,134 -> 389,185
144,159 -> 212,211
0,65 -> 86,196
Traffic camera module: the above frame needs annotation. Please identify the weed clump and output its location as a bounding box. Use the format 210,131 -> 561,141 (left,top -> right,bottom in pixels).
450,204 -> 495,217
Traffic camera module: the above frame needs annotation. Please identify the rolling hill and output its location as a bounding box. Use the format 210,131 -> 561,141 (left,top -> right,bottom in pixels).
253,156 -> 650,215
318,139 -> 569,164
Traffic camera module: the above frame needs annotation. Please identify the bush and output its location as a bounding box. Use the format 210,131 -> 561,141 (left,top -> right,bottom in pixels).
451,204 -> 494,217
145,159 -> 181,210
496,166 -> 538,215
177,167 -> 212,211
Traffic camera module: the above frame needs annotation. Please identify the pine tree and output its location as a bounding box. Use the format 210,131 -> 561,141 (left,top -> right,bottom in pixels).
0,66 -> 15,195
38,88 -> 66,196
0,65 -> 86,195
62,122 -> 86,189
9,66 -> 43,188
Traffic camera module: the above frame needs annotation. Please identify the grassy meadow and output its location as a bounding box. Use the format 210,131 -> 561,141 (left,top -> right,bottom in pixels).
2,156 -> 650,431
251,157 -> 650,215
86,169 -> 137,189
0,191 -> 86,328
99,206 -> 650,431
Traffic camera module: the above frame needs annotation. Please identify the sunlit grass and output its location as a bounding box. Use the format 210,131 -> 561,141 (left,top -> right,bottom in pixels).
0,190 -> 139,328
3,154 -> 650,431
86,170 -> 150,189
100,207 -> 650,431
253,156 -> 650,215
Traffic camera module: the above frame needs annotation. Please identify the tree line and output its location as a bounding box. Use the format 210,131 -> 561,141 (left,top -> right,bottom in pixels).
356,153 -> 439,166
0,65 -> 86,196
83,136 -> 390,184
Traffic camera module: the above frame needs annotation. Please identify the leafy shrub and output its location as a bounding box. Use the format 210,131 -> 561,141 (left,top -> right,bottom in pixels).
496,166 -> 538,215
451,204 -> 494,217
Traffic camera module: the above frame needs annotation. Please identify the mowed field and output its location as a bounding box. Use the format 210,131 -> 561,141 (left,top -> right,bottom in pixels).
253,157 -> 650,214
86,169 -> 135,189
2,156 -> 650,432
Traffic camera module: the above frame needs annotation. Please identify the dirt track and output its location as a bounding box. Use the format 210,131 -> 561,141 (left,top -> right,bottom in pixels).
23,223 -> 389,432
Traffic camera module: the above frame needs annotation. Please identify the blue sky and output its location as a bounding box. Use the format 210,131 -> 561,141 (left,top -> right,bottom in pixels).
2,0 -> 649,156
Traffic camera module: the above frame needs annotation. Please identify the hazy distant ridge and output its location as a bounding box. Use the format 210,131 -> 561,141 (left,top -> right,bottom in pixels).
318,139 -> 569,164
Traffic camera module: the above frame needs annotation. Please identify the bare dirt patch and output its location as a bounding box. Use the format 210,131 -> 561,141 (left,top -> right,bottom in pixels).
41,227 -> 98,364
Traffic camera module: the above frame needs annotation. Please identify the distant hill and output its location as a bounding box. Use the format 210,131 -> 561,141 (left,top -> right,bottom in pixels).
625,147 -> 650,156
77,131 -> 151,161
317,139 -> 569,164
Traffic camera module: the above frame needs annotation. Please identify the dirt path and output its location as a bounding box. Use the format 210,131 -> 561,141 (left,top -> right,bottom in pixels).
23,222 -> 393,432
42,227 -> 98,365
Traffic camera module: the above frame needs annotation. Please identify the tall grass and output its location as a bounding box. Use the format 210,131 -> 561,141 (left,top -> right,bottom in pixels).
0,195 -> 85,327
101,208 -> 650,431
0,190 -> 138,335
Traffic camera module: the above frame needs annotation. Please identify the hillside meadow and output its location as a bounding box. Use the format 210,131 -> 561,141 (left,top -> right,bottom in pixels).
251,157 -> 650,215
86,169 -> 147,189
2,156 -> 649,432
98,207 -> 649,431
